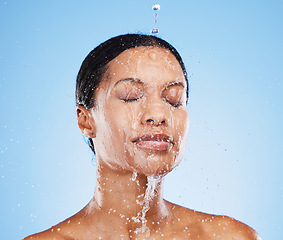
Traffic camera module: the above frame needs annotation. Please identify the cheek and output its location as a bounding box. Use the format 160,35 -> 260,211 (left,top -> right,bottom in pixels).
104,106 -> 129,144
173,110 -> 189,146
167,110 -> 189,170
93,107 -> 134,170
99,103 -> 138,154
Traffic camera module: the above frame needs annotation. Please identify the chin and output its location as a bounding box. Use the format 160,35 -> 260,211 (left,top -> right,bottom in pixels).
128,151 -> 181,177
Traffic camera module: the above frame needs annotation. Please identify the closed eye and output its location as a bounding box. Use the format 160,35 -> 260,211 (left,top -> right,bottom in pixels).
162,85 -> 185,108
114,79 -> 145,103
119,88 -> 143,102
168,101 -> 182,107
122,96 -> 142,102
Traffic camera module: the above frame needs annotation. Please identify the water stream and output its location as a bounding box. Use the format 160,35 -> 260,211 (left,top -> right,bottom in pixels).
151,3 -> 160,34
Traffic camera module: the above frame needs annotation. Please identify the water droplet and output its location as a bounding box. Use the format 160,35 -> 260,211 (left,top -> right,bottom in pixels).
131,171 -> 137,181
152,4 -> 160,11
150,28 -> 159,34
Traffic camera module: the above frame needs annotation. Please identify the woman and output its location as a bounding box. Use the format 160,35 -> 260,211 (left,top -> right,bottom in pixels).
25,34 -> 260,239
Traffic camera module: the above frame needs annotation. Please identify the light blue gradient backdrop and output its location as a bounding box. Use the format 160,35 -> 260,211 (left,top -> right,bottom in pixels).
1,1 -> 282,239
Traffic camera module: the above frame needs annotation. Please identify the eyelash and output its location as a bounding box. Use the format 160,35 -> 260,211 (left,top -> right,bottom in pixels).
168,102 -> 182,108
122,97 -> 182,108
122,97 -> 140,102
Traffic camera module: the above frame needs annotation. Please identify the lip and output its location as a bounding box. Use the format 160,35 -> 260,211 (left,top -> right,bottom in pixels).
133,133 -> 173,151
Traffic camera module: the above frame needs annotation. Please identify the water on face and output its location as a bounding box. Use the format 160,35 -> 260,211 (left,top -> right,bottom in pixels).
99,47 -> 188,176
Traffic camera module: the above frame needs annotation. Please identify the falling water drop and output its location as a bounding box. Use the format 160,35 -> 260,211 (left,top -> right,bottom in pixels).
150,28 -> 159,34
152,4 -> 160,11
150,3 -> 160,34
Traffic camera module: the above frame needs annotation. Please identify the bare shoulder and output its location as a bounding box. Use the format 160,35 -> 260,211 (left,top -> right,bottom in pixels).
23,218 -> 77,240
208,214 -> 261,240
167,202 -> 261,240
23,227 -> 70,240
23,206 -> 89,240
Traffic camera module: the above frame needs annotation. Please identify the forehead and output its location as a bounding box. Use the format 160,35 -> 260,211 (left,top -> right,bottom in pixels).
105,46 -> 186,86
112,46 -> 176,62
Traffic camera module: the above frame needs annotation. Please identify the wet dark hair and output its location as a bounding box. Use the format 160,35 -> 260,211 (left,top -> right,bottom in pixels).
76,33 -> 189,154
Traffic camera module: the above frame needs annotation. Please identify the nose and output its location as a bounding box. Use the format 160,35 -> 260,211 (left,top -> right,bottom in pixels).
141,103 -> 168,127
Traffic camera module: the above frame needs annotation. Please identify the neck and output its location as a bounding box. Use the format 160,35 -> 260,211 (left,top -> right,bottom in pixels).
88,159 -> 169,233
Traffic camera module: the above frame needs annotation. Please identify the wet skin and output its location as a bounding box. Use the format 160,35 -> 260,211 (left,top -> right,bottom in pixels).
24,47 -> 261,240
88,46 -> 189,176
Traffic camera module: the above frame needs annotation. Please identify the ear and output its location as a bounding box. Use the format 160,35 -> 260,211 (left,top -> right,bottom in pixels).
76,105 -> 96,138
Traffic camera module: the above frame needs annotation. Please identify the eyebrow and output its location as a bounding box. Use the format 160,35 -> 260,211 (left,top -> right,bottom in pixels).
164,81 -> 185,89
114,78 -> 144,87
114,78 -> 186,91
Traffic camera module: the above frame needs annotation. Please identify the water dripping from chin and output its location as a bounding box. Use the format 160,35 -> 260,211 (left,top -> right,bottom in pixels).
133,175 -> 161,236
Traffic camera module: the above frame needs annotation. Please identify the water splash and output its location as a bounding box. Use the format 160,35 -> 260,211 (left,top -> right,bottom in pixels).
134,175 -> 160,236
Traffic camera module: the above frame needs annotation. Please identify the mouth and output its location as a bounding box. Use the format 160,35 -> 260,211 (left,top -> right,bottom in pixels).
132,133 -> 173,151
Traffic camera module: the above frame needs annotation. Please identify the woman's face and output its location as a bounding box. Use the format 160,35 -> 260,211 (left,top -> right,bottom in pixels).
91,46 -> 189,176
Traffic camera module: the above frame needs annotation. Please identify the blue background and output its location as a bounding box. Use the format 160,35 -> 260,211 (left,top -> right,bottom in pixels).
0,0 -> 282,239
